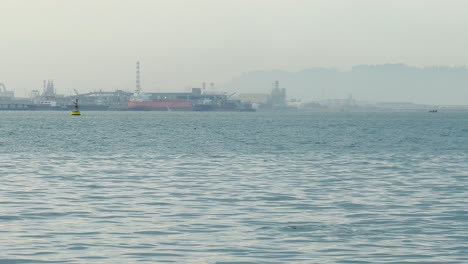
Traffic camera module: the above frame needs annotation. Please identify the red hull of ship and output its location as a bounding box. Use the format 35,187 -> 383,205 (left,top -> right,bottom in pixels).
127,99 -> 192,111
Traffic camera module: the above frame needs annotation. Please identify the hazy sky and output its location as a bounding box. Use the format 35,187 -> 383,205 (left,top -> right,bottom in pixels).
1,0 -> 468,95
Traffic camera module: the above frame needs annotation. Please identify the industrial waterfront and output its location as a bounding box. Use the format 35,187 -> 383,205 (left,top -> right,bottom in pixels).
0,63 -> 291,112
1,62 -> 467,113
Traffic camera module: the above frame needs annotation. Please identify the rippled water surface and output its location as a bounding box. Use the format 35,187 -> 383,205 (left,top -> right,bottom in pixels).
1,111 -> 467,263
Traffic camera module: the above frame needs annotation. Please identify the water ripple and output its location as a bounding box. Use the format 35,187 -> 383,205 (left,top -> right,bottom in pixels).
0,112 -> 467,263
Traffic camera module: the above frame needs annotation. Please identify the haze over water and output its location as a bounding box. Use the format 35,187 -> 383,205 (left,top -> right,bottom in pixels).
3,0 -> 468,106
1,111 -> 467,263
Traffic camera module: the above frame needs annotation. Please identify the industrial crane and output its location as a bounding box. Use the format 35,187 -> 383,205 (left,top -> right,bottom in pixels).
0,83 -> 6,92
0,83 -> 14,98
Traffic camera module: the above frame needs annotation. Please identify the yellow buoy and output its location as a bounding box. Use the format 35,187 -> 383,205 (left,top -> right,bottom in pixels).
71,98 -> 81,116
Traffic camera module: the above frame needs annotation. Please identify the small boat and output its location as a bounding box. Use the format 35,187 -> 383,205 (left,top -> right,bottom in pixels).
429,109 -> 438,113
71,99 -> 81,115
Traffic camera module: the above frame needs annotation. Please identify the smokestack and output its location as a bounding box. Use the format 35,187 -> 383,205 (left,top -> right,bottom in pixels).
136,61 -> 141,92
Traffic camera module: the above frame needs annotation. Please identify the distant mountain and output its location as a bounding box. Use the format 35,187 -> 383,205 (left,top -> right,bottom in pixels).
221,64 -> 468,105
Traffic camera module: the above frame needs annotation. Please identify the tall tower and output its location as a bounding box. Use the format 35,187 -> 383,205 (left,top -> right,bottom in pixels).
136,61 -> 141,93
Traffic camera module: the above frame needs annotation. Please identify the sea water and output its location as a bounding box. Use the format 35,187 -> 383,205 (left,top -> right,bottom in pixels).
0,111 -> 467,263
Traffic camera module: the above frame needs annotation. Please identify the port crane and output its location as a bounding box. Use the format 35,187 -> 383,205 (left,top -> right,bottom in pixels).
0,83 -> 14,98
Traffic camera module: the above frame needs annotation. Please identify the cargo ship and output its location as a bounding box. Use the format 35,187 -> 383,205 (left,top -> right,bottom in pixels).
126,62 -> 254,111
192,96 -> 255,112
127,89 -> 192,111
